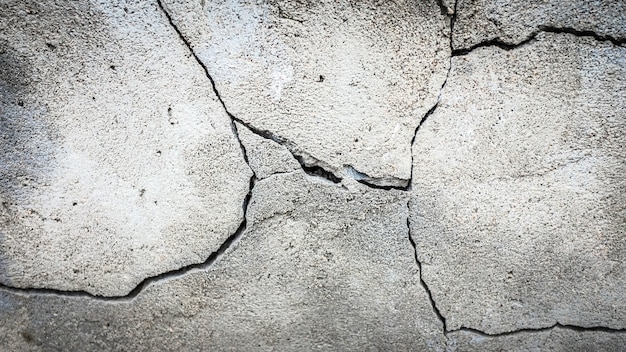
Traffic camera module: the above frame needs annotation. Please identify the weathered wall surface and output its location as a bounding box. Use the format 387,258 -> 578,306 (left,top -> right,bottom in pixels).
0,0 -> 624,350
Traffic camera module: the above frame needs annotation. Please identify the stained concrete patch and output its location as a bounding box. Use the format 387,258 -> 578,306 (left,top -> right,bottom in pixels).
453,0 -> 626,50
410,33 -> 626,333
235,122 -> 299,179
0,0 -> 251,296
446,327 -> 626,352
161,0 -> 451,187
0,171 -> 445,351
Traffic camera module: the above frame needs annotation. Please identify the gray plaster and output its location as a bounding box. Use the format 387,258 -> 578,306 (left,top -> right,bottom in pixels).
0,0 -> 251,296
410,32 -> 626,334
162,0 -> 451,187
453,0 -> 626,50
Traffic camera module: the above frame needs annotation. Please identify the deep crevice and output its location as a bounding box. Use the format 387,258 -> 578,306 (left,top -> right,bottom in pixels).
294,155 -> 342,184
541,26 -> 626,46
407,215 -> 448,333
450,323 -> 626,338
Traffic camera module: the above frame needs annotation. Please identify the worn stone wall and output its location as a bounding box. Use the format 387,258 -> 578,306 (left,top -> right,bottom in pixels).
0,0 -> 624,350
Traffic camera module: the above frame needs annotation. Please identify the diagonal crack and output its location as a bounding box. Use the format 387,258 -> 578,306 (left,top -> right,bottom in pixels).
404,0 -> 457,193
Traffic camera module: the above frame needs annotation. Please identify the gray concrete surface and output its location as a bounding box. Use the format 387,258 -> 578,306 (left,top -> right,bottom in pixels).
453,0 -> 626,50
447,327 -> 626,352
0,0 -> 251,296
162,0 -> 451,187
410,32 -> 626,334
1,0 -> 625,350
0,171 -> 446,351
235,122 -> 299,180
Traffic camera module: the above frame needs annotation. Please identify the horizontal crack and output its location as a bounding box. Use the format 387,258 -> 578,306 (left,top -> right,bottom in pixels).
450,323 -> 626,337
453,26 -> 625,56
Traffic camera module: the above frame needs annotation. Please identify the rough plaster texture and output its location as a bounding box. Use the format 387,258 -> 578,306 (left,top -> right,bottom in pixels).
1,0 -> 625,350
235,122 -> 299,180
410,33 -> 626,334
162,0 -> 451,187
0,0 -> 251,296
447,327 -> 626,352
453,0 -> 626,50
0,171 -> 446,351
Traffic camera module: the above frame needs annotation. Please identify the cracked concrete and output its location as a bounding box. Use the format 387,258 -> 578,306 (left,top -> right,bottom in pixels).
410,32 -> 626,334
161,0 -> 451,187
0,0 -> 251,296
0,170 -> 446,351
1,0 -> 625,350
453,0 -> 626,50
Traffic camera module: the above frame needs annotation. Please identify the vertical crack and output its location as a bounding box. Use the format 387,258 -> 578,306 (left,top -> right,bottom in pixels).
407,213 -> 448,334
406,0 -> 458,192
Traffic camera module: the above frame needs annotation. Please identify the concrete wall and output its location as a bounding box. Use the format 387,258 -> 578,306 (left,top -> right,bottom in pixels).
0,0 -> 624,350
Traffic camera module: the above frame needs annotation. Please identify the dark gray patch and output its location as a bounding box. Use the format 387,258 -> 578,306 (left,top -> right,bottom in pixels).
0,42 -> 58,200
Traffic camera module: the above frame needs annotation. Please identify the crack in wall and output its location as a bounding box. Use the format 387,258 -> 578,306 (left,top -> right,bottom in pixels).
449,323 -> 626,338
0,0 -> 258,301
452,26 -> 625,57
407,212 -> 449,334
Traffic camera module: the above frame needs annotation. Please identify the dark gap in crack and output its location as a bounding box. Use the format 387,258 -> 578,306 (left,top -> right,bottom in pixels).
0,177 -> 255,301
435,0 -> 450,15
356,180 -> 401,191
294,155 -> 342,183
407,216 -> 448,333
452,33 -> 538,56
451,323 -> 626,337
541,26 -> 625,46
453,26 -> 624,57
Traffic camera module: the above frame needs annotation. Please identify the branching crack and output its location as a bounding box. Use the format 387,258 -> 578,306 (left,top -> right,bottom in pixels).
156,0 -> 419,191
450,323 -> 626,338
453,26 -> 625,56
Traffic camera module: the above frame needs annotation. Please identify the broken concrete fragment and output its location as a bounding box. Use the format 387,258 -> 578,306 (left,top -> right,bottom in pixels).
0,0 -> 251,296
453,0 -> 626,49
447,327 -> 626,352
410,33 -> 626,334
0,171 -> 445,351
161,0 -> 451,187
235,122 -> 299,179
